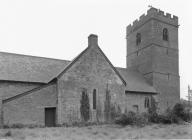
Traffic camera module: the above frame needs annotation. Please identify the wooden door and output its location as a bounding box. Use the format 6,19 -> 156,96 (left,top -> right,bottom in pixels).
45,107 -> 56,127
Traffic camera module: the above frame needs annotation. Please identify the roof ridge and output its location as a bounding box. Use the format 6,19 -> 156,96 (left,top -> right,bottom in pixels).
0,51 -> 71,62
115,67 -> 126,69
116,67 -> 138,72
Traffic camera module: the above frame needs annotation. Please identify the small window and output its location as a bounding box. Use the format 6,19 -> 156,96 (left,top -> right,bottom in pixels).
133,105 -> 139,112
144,97 -> 150,108
163,28 -> 169,41
93,89 -> 96,109
136,33 -> 141,45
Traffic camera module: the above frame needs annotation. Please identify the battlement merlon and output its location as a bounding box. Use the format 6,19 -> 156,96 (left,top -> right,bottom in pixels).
126,7 -> 179,36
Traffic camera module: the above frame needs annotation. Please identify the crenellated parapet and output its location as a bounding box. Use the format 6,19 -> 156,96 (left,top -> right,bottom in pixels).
126,7 -> 179,36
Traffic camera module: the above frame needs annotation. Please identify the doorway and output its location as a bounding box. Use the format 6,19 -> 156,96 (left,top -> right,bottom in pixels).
45,107 -> 56,127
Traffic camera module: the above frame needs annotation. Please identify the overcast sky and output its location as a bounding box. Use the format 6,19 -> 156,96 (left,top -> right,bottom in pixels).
0,0 -> 191,99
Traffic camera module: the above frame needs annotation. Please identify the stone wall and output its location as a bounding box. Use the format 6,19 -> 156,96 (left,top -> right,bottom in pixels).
57,42 -> 125,124
153,73 -> 180,110
0,81 -> 43,127
124,93 -> 154,113
3,83 -> 57,126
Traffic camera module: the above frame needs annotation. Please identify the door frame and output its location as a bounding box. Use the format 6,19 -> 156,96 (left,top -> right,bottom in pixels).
44,107 -> 56,127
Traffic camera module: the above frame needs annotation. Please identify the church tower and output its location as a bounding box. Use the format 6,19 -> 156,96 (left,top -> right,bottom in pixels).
126,7 -> 180,111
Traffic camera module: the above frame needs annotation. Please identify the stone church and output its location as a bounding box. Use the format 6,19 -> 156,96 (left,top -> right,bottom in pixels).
0,7 -> 180,127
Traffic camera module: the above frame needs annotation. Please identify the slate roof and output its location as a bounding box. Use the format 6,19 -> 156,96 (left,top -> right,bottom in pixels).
116,67 -> 157,93
0,51 -> 156,94
0,52 -> 70,83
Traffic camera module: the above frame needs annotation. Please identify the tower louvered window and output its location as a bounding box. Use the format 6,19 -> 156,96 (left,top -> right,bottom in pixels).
163,28 -> 169,41
136,33 -> 141,45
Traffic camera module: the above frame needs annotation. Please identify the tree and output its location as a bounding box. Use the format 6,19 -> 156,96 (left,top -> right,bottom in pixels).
104,84 -> 111,121
80,89 -> 90,122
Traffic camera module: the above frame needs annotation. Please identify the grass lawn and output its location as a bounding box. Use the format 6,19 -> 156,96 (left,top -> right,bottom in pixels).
0,123 -> 192,140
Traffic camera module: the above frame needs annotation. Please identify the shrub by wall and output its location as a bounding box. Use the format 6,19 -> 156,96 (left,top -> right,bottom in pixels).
115,111 -> 148,127
115,103 -> 192,127
80,91 -> 90,122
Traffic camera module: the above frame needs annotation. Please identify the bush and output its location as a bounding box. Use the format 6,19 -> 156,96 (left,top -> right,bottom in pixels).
148,103 -> 192,124
148,109 -> 159,123
182,109 -> 192,122
158,109 -> 180,124
173,103 -> 185,120
135,112 -> 149,126
115,103 -> 192,126
148,105 -> 184,124
147,96 -> 160,123
3,124 -> 44,129
158,114 -> 174,124
115,111 -> 148,126
60,121 -> 106,127
115,111 -> 136,126
172,103 -> 192,122
10,123 -> 25,129
80,90 -> 90,122
110,104 -> 122,121
4,130 -> 12,137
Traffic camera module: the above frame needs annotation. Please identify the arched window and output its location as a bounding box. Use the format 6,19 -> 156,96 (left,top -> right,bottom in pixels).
93,89 -> 96,109
136,33 -> 141,45
144,97 -> 150,108
163,28 -> 169,41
